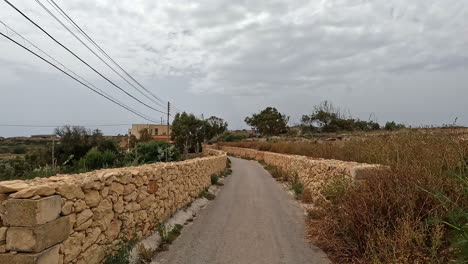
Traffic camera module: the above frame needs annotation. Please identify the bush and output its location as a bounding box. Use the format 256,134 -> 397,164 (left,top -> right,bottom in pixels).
79,149 -> 116,171
213,131 -> 248,143
135,141 -> 180,164
211,174 -> 219,185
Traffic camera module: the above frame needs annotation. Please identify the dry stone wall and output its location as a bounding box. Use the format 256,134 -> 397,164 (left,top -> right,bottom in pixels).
218,146 -> 380,205
0,148 -> 226,264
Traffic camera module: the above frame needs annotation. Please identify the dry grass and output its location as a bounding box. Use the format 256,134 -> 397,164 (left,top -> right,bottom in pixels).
221,129 -> 468,263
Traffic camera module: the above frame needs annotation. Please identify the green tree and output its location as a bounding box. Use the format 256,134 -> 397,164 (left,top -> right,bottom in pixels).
172,112 -> 204,155
204,116 -> 228,140
244,107 -> 289,137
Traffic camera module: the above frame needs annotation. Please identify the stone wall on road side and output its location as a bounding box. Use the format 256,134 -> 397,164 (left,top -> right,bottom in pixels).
0,148 -> 227,264
216,146 -> 381,206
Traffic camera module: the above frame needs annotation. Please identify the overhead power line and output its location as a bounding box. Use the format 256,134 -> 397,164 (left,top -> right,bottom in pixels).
0,124 -> 132,128
0,30 -> 159,123
46,0 -> 187,113
0,20 -> 159,123
46,0 -> 170,108
3,0 -> 167,115
35,0 -> 167,109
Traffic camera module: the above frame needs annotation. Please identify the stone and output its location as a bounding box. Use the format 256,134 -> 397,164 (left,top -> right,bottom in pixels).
0,227 -> 6,242
100,187 -> 109,198
123,191 -> 137,202
62,232 -> 84,263
93,199 -> 112,220
76,244 -> 106,264
110,182 -> 123,195
75,218 -> 92,231
6,216 -> 71,253
56,183 -> 85,200
123,184 -> 136,195
74,200 -> 87,213
75,209 -> 93,227
0,181 -> 29,194
0,244 -> 59,264
4,195 -> 62,227
113,197 -> 124,213
126,202 -> 140,212
61,201 -> 74,215
82,227 -> 101,251
9,185 -> 56,199
84,190 -> 101,207
106,220 -> 121,241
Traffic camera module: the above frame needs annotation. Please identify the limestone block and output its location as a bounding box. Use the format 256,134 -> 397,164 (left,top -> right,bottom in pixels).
4,195 -> 61,227
123,184 -> 136,195
6,216 -> 70,253
84,190 -> 101,207
9,185 -> 56,199
75,209 -> 93,227
62,231 -> 84,263
75,244 -> 105,264
0,244 -> 59,264
148,181 -> 158,194
61,201 -> 74,216
56,183 -> 85,200
0,181 -> 29,194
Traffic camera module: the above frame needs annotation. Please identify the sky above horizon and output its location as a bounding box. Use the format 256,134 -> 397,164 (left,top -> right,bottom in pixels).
1,0 -> 467,137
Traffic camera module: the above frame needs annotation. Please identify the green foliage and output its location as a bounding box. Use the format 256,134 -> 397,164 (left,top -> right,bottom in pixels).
0,157 -> 55,181
213,131 -> 248,142
301,101 -> 381,133
104,238 -> 137,264
78,149 -> 117,171
211,174 -> 219,185
245,107 -> 289,137
205,116 -> 228,141
292,183 -> 303,200
384,121 -> 406,131
172,112 -> 205,154
135,141 -> 180,164
198,189 -> 216,200
158,224 -> 183,245
13,146 -> 26,154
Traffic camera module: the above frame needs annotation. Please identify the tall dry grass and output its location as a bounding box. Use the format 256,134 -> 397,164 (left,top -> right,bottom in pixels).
221,129 -> 468,263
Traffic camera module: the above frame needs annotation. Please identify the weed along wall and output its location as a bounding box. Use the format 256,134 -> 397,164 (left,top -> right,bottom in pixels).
217,146 -> 380,205
0,148 -> 226,264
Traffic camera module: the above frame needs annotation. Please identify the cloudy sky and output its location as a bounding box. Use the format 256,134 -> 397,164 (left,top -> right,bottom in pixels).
0,0 -> 467,136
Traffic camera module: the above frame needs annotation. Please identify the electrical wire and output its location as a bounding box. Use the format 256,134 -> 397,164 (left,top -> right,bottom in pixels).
3,0 -> 167,115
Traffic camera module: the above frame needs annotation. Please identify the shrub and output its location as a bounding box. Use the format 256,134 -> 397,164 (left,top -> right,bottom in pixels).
79,149 -> 116,171
135,141 -> 180,164
211,174 -> 219,185
213,131 -> 248,142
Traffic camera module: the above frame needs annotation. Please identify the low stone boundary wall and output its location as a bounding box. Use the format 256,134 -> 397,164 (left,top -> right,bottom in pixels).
0,149 -> 227,264
217,146 -> 380,205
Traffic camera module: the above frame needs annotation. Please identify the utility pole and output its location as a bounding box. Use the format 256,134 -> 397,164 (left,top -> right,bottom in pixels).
166,101 -> 170,161
202,113 -> 206,144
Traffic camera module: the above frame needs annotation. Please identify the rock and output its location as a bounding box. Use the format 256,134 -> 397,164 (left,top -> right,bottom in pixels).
9,184 -> 56,199
61,201 -> 74,215
82,227 -> 101,250
0,227 -> 6,242
62,231 -> 84,263
6,216 -> 71,253
106,220 -> 121,241
123,184 -> 136,195
74,200 -> 87,213
0,244 -> 59,264
56,183 -> 85,200
100,187 -> 109,198
113,197 -> 124,213
75,218 -> 93,231
76,209 -> 93,227
0,181 -> 29,194
110,182 -> 124,195
4,195 -> 62,227
126,202 -> 140,212
76,244 -> 106,264
93,199 -> 112,220
84,190 -> 101,207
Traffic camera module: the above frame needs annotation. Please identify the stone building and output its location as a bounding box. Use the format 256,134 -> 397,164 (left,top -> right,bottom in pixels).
128,124 -> 171,141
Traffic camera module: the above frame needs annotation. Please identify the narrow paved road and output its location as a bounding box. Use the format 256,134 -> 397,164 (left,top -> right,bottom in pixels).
153,157 -> 330,264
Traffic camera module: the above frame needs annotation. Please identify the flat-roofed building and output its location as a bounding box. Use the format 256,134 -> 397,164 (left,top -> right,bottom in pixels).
128,124 -> 171,141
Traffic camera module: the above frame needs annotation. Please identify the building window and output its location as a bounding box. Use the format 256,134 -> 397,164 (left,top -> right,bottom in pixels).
154,128 -> 159,135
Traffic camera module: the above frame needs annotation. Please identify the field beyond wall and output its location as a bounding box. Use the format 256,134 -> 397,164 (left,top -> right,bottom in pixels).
221,128 -> 468,264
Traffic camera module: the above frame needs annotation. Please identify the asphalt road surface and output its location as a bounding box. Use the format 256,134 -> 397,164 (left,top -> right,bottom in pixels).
153,157 -> 330,264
